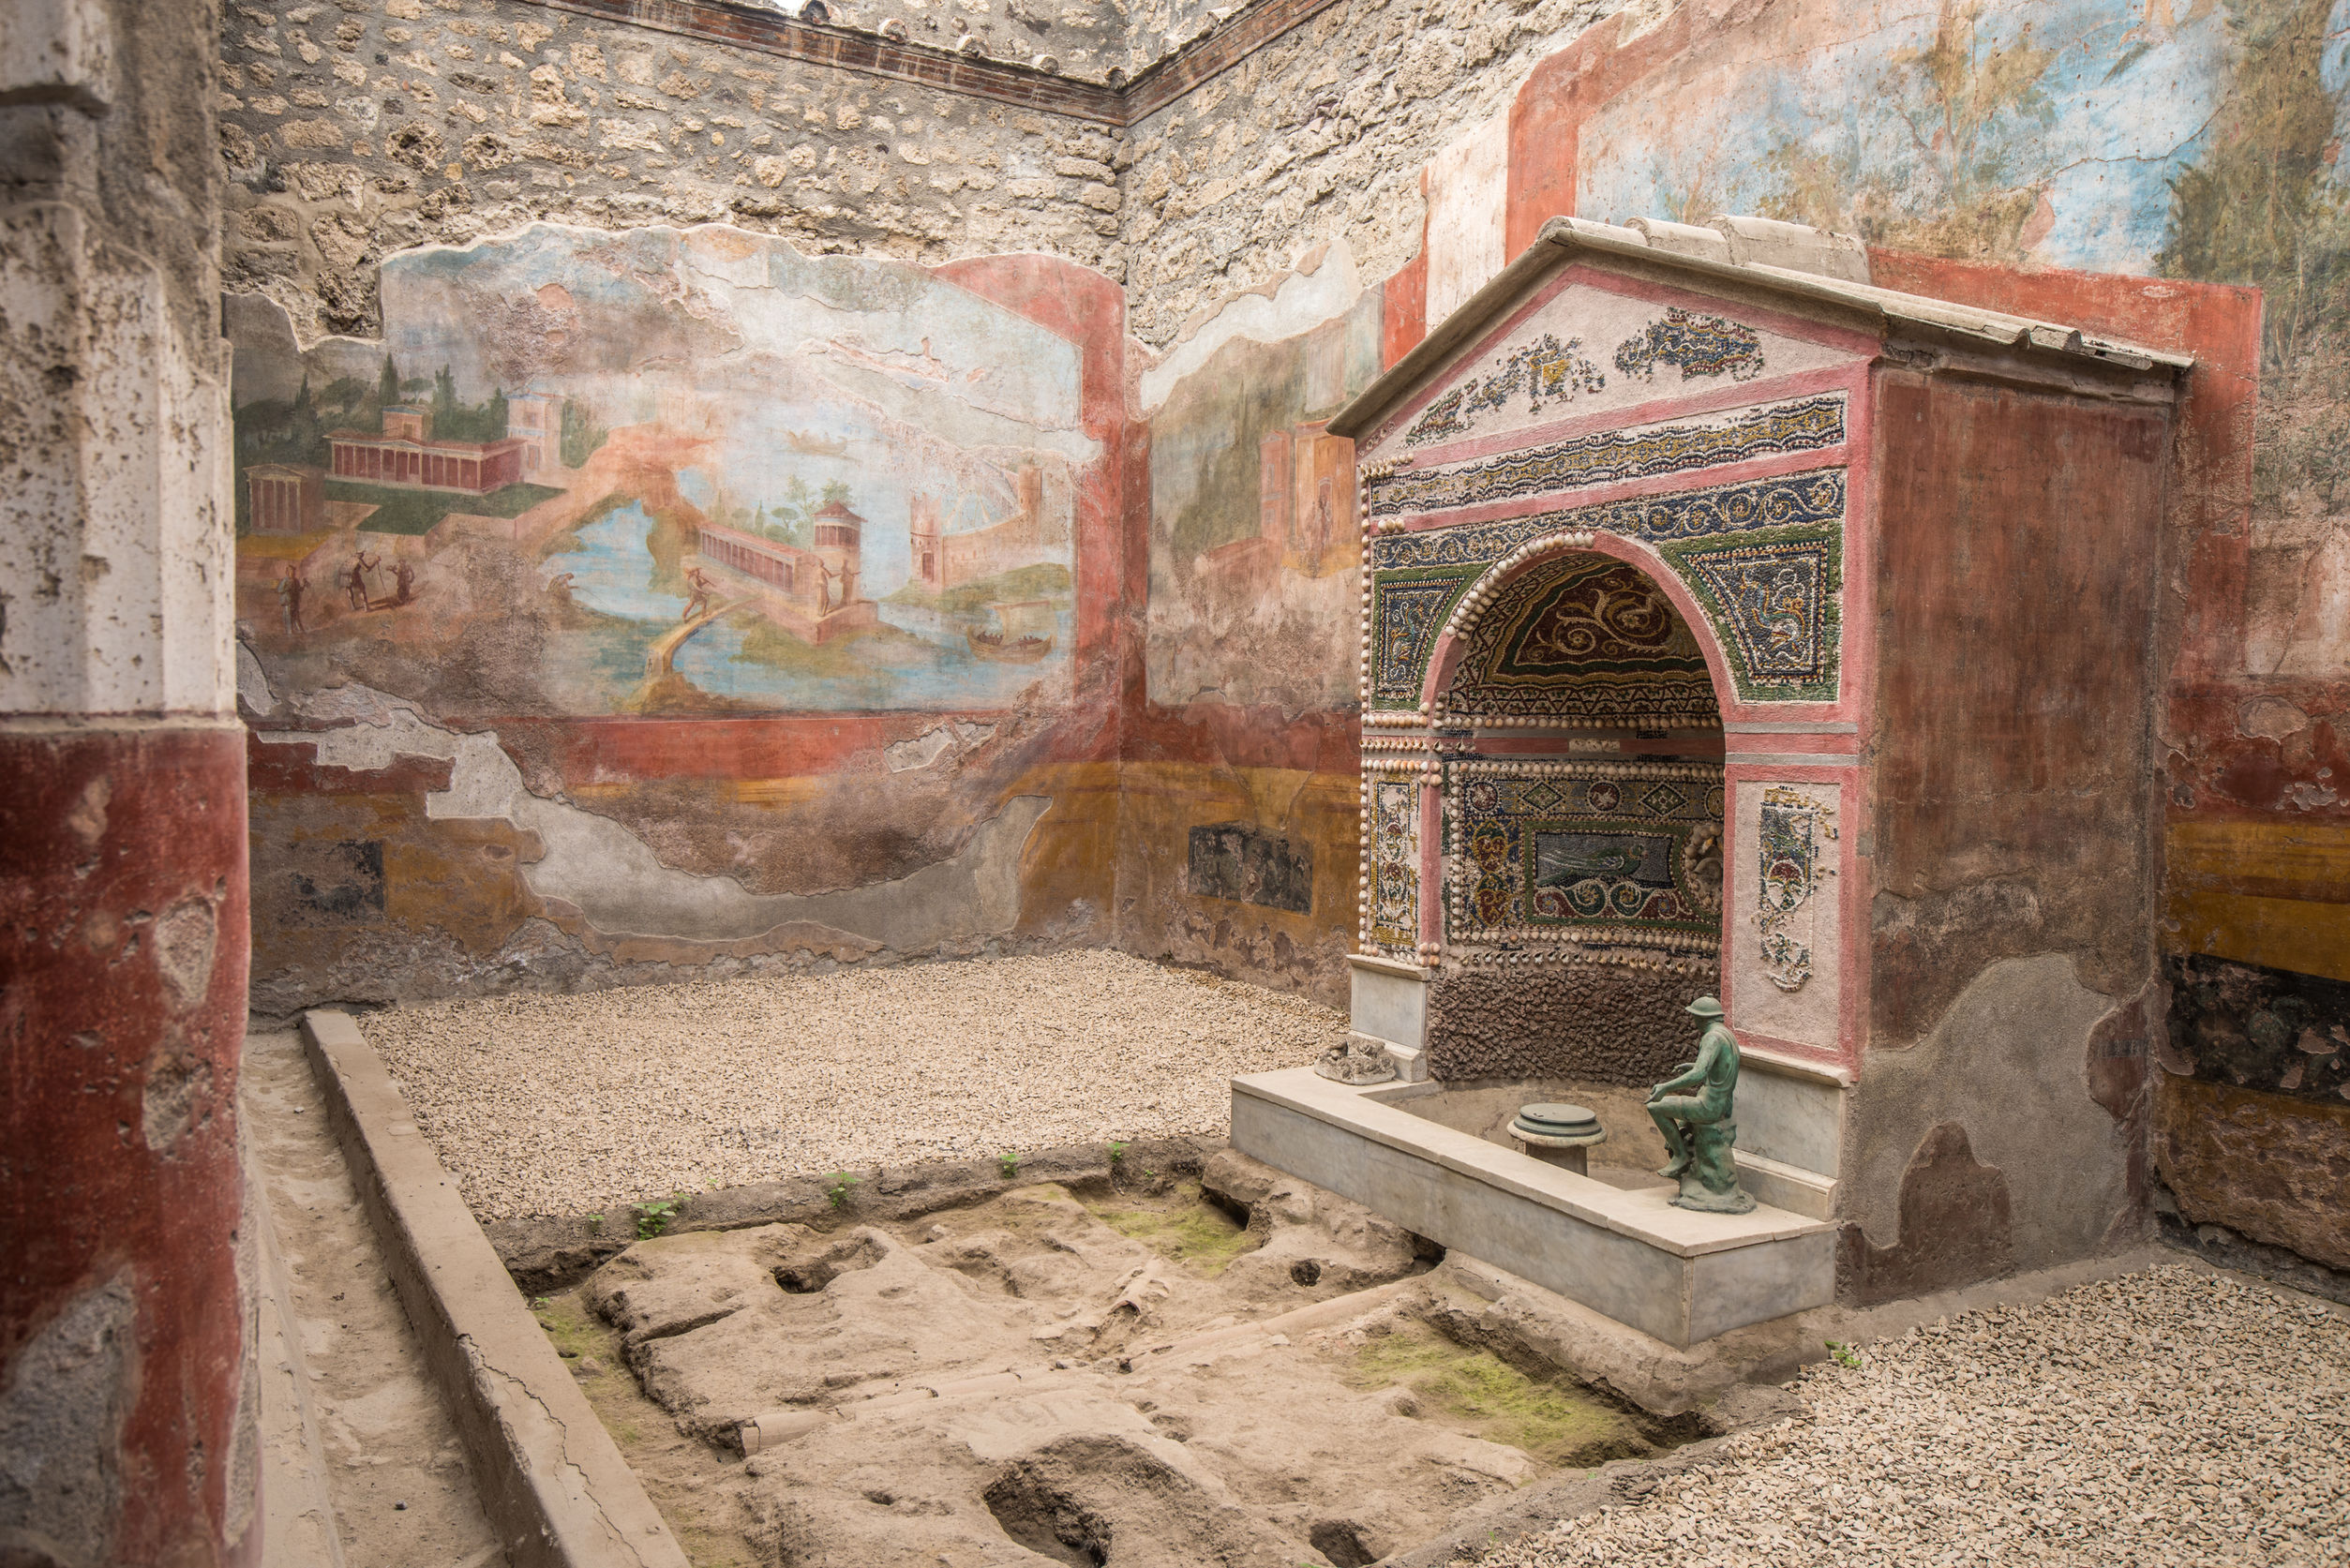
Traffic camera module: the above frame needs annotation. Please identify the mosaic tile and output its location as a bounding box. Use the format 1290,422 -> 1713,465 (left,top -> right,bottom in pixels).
1757,784 -> 1836,991
1613,306 -> 1768,383
1445,553 -> 1720,729
1367,395 -> 1845,519
1403,333 -> 1609,447
1368,567 -> 1480,708
1367,775 -> 1422,953
1659,524 -> 1842,701
1447,764 -> 1726,953
1369,468 -> 1846,573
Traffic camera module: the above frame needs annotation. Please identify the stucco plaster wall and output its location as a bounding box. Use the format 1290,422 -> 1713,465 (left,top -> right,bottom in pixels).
1841,956 -> 2143,1306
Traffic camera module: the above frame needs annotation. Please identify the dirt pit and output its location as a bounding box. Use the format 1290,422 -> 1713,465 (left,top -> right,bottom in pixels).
536,1150 -> 1689,1566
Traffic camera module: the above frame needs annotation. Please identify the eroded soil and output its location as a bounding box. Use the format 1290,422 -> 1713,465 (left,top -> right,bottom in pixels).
543,1151 -> 1679,1567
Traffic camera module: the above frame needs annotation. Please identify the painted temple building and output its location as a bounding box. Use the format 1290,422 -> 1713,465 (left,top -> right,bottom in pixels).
691,497 -> 878,644
244,462 -> 324,536
327,406 -> 529,495
907,463 -> 1055,591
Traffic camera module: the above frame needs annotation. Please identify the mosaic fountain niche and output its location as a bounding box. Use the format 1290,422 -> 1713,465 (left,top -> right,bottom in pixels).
1233,216 -> 2189,1349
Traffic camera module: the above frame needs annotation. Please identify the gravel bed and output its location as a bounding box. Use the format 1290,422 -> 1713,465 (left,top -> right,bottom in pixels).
362,950 -> 1343,1219
1465,1264 -> 2350,1568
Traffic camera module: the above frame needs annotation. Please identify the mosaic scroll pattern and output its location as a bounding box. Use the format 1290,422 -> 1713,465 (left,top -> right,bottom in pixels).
1400,307 -> 1773,449
1404,334 -> 1609,446
1613,307 -> 1767,383
1366,395 -> 1846,520
1445,553 -> 1720,729
1757,784 -> 1836,990
1448,763 -> 1726,954
1365,772 -> 1423,954
1370,469 -> 1846,573
1366,470 -> 1846,708
1369,568 -> 1478,708
1660,525 -> 1843,700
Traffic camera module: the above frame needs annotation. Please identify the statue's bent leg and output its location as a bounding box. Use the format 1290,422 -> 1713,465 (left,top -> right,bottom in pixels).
1648,1095 -> 1704,1177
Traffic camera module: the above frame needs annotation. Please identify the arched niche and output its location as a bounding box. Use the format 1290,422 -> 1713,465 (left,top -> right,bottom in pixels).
1397,535 -> 1730,1084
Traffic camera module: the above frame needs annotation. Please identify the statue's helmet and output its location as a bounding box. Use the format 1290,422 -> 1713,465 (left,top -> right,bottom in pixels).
1684,995 -> 1725,1019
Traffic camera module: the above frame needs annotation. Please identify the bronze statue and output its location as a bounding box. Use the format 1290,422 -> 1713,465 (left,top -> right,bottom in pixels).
1646,996 -> 1756,1214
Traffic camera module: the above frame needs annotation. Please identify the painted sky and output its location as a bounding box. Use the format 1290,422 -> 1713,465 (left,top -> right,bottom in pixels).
1577,0 -> 2284,275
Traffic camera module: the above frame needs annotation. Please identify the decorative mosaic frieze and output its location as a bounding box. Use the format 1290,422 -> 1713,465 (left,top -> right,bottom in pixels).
1444,553 -> 1720,730
1613,307 -> 1767,384
1659,525 -> 1844,702
1369,469 -> 1847,574
1404,334 -> 1609,447
1363,769 -> 1424,955
1446,759 -> 1725,955
1367,395 -> 1846,520
1367,567 -> 1479,709
1756,784 -> 1836,991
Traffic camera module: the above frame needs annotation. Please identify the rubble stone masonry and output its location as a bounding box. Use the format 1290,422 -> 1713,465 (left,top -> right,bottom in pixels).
216,0 -> 1624,346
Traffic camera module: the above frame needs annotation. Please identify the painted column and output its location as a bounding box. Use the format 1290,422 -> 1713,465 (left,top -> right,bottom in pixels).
0,2 -> 256,1563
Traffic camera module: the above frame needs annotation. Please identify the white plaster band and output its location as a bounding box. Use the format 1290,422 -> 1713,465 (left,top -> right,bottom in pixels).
1725,753 -> 1862,769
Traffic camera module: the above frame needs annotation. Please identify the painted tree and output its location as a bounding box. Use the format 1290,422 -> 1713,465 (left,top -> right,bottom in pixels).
2158,0 -> 2350,515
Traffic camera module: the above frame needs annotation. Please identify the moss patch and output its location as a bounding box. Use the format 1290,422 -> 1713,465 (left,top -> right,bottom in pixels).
1083,1182 -> 1259,1277
1343,1322 -> 1649,1468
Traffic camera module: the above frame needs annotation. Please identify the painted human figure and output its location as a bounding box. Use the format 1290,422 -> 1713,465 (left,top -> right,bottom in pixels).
277,563 -> 307,633
816,559 -> 850,613
391,559 -> 416,605
1646,996 -> 1753,1212
346,551 -> 379,610
681,564 -> 716,621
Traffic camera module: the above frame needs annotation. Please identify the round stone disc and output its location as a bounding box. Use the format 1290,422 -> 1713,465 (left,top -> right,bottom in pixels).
1512,1102 -> 1598,1137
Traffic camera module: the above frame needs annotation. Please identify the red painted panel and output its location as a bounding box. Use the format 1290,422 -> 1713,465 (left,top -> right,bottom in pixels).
1382,252 -> 1428,369
0,724 -> 253,1564
1864,248 -> 2260,682
933,255 -> 1131,693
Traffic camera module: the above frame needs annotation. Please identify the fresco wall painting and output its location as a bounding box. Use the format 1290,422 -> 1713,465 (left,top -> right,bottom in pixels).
224,0 -> 2350,1284
1116,265 -> 1386,1003
233,226 -> 1129,1006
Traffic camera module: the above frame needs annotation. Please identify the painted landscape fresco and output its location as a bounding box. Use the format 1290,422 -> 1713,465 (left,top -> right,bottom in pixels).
230,224 -> 1092,715
1145,287 -> 1384,712
1575,0 -> 2350,677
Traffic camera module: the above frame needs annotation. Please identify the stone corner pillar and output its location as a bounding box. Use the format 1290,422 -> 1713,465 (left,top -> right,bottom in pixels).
1,1 -> 258,1563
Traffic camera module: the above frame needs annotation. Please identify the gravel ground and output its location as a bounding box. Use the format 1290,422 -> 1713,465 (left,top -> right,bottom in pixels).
362,950 -> 1343,1219
1465,1263 -> 2350,1568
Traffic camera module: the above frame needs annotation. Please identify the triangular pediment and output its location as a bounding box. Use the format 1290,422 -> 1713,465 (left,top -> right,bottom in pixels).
1359,272 -> 1864,464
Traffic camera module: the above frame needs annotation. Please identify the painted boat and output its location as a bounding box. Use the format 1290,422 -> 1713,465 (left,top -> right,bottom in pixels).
966,598 -> 1057,663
